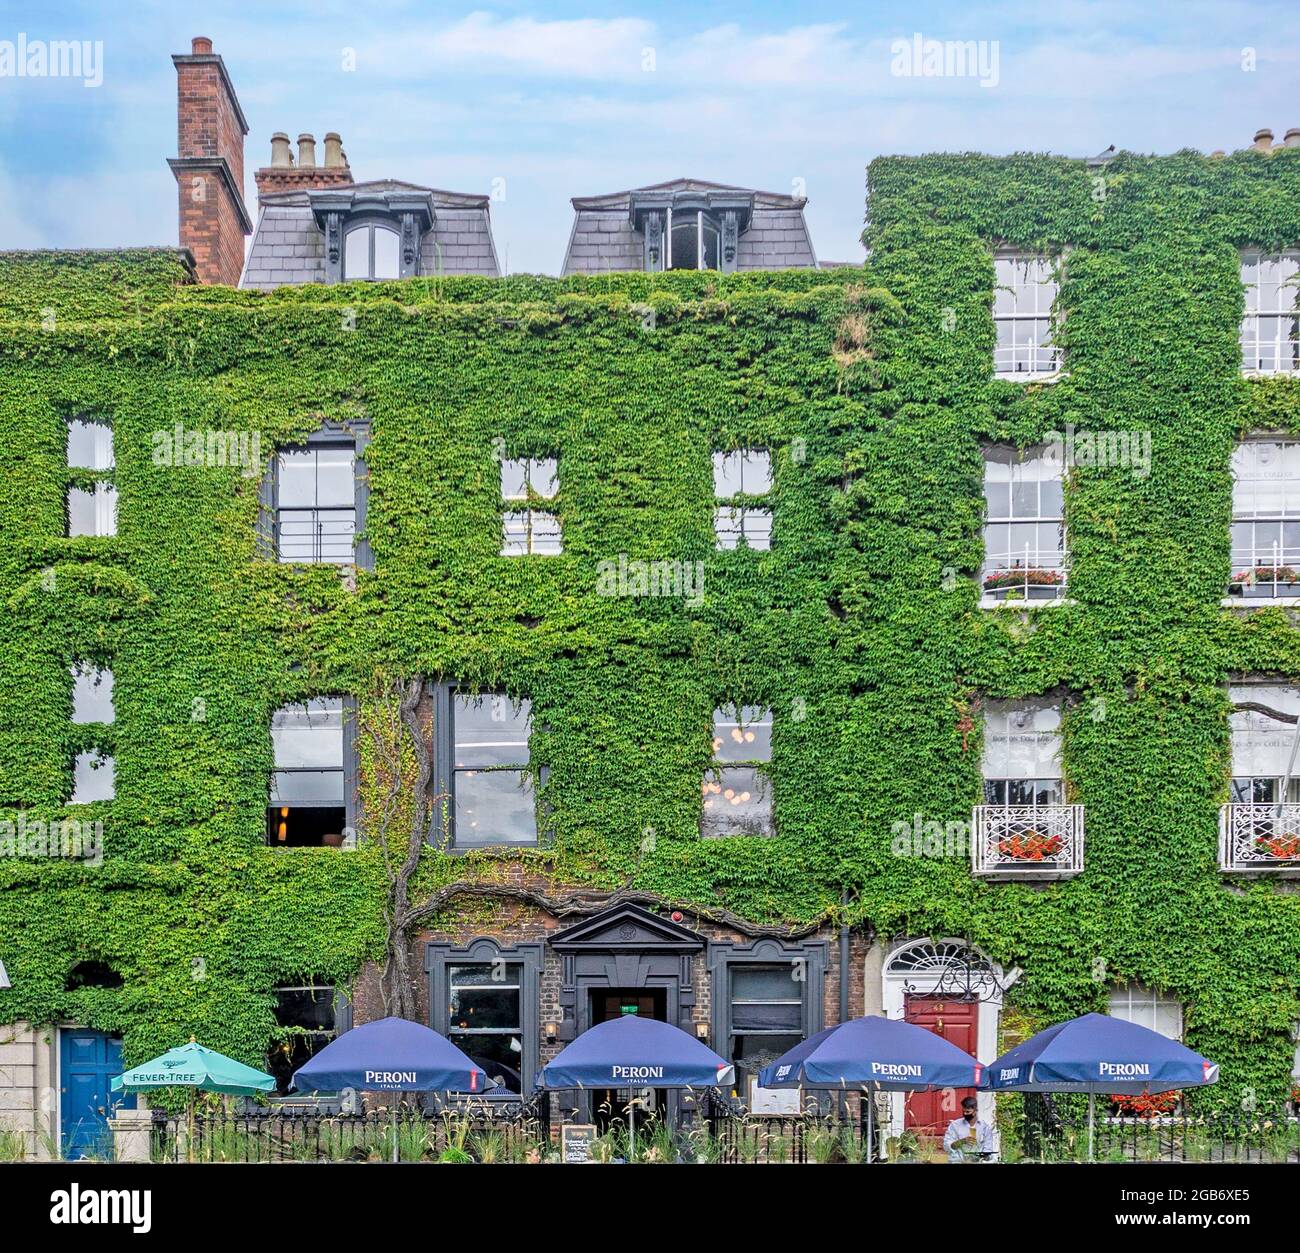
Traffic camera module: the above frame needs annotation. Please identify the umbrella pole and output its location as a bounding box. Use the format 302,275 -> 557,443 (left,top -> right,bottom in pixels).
391,1104 -> 398,1164
628,1099 -> 635,1162
1088,1092 -> 1095,1162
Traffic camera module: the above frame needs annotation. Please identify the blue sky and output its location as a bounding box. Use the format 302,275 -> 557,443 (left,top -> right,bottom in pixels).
0,1 -> 1297,272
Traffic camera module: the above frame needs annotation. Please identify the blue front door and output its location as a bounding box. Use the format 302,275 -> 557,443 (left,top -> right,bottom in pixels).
60,1030 -> 134,1159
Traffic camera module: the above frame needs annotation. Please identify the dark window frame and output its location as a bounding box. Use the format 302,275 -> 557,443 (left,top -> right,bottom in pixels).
425,938 -> 543,1102
430,682 -> 545,851
258,421 -> 371,570
266,694 -> 360,847
708,938 -> 827,1103
702,703 -> 775,838
266,980 -> 354,1107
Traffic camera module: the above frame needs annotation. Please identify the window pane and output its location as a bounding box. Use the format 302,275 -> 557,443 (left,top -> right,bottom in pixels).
453,695 -> 530,767
731,1001 -> 802,1032
314,447 -> 355,507
701,216 -> 721,271
71,664 -> 114,724
500,459 -> 528,500
669,212 -> 698,270
450,963 -> 521,990
271,699 -> 345,769
70,751 -> 114,803
733,966 -> 802,1000
344,227 -> 369,280
449,1032 -> 524,1093
701,765 -> 772,837
67,420 -> 113,470
274,986 -> 336,1031
529,511 -> 562,554
530,458 -> 558,499
454,769 -> 536,845
277,451 -> 318,508
372,227 -> 400,280
67,484 -> 116,538
501,511 -> 530,555
741,509 -> 772,549
713,705 -> 772,762
270,769 -> 345,806
713,452 -> 743,497
449,984 -> 521,1031
714,506 -> 742,549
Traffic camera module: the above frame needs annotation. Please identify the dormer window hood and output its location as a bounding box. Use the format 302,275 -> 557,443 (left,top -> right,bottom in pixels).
308,187 -> 436,282
630,188 -> 754,274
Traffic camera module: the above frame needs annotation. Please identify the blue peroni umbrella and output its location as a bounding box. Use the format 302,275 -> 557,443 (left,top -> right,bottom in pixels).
291,1017 -> 490,1161
758,1015 -> 983,1091
982,1012 -> 1219,1159
536,1015 -> 734,1090
290,1016 -> 489,1094
758,1015 -> 983,1163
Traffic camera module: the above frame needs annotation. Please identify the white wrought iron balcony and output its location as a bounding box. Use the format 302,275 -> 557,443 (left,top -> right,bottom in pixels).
971,804 -> 1085,880
1218,804 -> 1300,877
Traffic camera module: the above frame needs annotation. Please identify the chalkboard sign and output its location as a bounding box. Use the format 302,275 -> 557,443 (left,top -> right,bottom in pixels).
561,1123 -> 597,1163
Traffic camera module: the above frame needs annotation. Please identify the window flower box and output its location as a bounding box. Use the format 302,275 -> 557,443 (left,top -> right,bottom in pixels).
1229,566 -> 1300,598
995,832 -> 1064,861
982,568 -> 1066,603
1253,833 -> 1300,860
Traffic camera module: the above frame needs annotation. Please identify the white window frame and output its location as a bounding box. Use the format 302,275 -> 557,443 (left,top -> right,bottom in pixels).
981,445 -> 1067,604
993,250 -> 1061,380
980,699 -> 1064,805
1107,982 -> 1183,1042
1240,249 -> 1299,375
66,419 -> 117,538
500,456 -> 560,556
1230,439 -> 1300,598
713,449 -> 772,551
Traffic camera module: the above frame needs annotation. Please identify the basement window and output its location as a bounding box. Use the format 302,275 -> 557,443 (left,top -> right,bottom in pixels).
267,697 -> 356,847
268,981 -> 343,1095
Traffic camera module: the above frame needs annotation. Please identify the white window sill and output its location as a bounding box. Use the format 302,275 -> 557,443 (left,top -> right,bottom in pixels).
1221,596 -> 1300,608
980,596 -> 1074,611
992,370 -> 1064,384
1240,368 -> 1299,379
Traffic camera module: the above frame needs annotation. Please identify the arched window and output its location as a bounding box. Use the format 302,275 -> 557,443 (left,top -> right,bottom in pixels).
668,210 -> 721,271
343,222 -> 401,281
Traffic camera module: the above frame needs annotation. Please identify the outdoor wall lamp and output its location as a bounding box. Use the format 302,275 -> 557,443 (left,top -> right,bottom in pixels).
544,1021 -> 558,1043
695,1022 -> 709,1041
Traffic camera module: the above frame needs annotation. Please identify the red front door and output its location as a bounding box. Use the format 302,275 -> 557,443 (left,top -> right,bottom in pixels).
903,996 -> 978,1136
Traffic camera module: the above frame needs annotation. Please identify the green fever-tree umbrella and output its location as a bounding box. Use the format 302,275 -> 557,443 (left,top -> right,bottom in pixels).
112,1039 -> 276,1160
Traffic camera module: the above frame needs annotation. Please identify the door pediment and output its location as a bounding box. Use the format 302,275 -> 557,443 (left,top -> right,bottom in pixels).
549,903 -> 703,953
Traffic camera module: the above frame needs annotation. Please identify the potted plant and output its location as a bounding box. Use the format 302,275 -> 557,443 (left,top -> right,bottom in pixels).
983,568 -> 1065,601
1254,833 -> 1300,860
1110,1090 -> 1180,1118
1229,565 -> 1300,597
997,832 -> 1064,862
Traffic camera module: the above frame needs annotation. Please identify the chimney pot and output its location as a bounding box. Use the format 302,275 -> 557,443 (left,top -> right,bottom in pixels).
297,133 -> 317,168
191,36 -> 213,55
1254,127 -> 1274,152
270,133 -> 294,167
323,132 -> 344,168
1285,128 -> 1300,149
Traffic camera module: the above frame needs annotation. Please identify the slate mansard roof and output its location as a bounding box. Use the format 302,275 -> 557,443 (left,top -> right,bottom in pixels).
562,177 -> 818,275
240,179 -> 501,289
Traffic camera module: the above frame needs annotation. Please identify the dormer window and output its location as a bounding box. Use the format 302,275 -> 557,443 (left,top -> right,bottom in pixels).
669,210 -> 721,271
344,222 -> 401,281
310,187 -> 434,284
632,188 -> 754,275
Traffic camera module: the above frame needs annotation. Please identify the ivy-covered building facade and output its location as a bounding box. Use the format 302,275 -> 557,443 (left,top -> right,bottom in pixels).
1,38 -> 1300,1159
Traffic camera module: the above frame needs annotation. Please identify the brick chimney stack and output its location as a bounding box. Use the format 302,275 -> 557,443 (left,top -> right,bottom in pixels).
254,130 -> 354,202
168,36 -> 252,286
